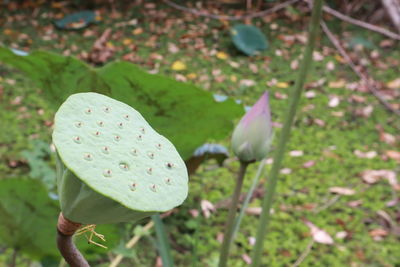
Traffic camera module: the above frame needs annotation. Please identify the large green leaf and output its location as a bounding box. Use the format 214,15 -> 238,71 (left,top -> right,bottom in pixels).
0,178 -> 59,259
231,24 -> 268,56
0,47 -> 110,107
0,178 -> 122,260
0,48 -> 243,159
98,61 -> 243,159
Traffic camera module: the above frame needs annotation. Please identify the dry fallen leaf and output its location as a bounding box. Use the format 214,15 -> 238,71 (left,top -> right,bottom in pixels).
329,187 -> 355,196
369,228 -> 388,241
216,51 -> 229,60
171,60 -> 186,71
304,220 -> 334,245
360,170 -> 399,190
386,78 -> 400,89
354,150 -> 377,159
245,207 -> 262,215
328,96 -> 340,108
200,200 -> 215,218
289,150 -> 304,157
303,160 -> 316,168
328,79 -> 346,88
385,150 -> 400,162
276,82 -> 289,89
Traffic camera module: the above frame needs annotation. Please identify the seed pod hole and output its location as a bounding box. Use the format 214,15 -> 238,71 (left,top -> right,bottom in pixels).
147,168 -> 153,175
119,162 -> 129,171
75,121 -> 83,128
140,127 -> 145,134
150,184 -> 157,192
124,114 -> 130,120
147,152 -> 154,159
85,108 -> 92,114
97,121 -> 104,127
166,162 -> 174,169
93,131 -> 101,137
83,153 -> 93,161
118,122 -> 123,129
130,148 -> 138,156
137,135 -> 142,141
73,136 -> 82,144
114,135 -> 121,141
104,107 -> 111,113
103,169 -> 112,177
102,146 -> 110,154
165,178 -> 172,185
156,143 -> 162,150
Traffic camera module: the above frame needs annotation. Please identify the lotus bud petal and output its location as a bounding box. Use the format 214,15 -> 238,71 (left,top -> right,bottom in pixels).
231,92 -> 273,162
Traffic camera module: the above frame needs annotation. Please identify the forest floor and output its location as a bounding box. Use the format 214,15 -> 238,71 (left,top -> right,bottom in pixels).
0,1 -> 399,266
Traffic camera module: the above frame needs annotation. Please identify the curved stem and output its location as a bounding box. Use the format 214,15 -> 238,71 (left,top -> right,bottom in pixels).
56,213 -> 89,267
250,1 -> 323,266
57,230 -> 89,267
218,161 -> 249,267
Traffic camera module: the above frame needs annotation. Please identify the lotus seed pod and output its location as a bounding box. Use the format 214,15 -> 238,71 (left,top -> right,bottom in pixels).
53,92 -> 189,224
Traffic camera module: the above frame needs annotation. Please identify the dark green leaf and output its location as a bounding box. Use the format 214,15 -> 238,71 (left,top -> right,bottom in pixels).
0,47 -> 110,108
0,178 -> 59,259
231,24 -> 268,56
54,10 -> 98,30
98,61 -> 242,159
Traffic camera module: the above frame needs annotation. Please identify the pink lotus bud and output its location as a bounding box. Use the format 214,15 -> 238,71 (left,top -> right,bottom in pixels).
231,92 -> 273,162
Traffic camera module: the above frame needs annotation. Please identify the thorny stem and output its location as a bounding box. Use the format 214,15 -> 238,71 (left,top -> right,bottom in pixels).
250,0 -> 323,266
218,161 -> 249,267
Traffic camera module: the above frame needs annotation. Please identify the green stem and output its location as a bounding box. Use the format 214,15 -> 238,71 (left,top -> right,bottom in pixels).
218,161 -> 249,267
250,1 -> 323,266
232,160 -> 266,239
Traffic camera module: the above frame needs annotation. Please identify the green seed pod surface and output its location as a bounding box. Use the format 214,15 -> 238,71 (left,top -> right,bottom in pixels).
53,92 -> 188,224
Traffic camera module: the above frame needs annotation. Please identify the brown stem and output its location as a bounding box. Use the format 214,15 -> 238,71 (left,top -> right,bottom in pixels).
57,213 -> 89,267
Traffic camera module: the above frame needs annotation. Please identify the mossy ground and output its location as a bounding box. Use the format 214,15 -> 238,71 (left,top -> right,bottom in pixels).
0,1 -> 399,266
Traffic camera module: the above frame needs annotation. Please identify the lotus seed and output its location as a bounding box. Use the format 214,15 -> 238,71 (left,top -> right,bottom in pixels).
118,122 -> 123,128
130,183 -> 137,191
124,114 -> 130,120
103,169 -> 112,177
104,107 -> 111,113
114,135 -> 121,141
119,162 -> 129,171
147,168 -> 153,174
102,146 -> 110,154
75,121 -> 83,128
150,184 -> 157,192
130,148 -> 138,156
147,152 -> 154,159
93,131 -> 101,137
97,121 -> 104,127
73,136 -> 82,144
83,153 -> 93,161
85,108 -> 92,114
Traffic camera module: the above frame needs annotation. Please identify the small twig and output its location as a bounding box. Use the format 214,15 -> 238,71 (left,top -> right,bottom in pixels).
303,0 -> 400,40
291,239 -> 314,267
109,220 -> 155,267
163,0 -> 299,21
313,195 -> 340,213
321,21 -> 400,117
